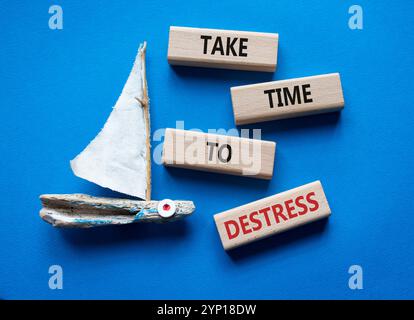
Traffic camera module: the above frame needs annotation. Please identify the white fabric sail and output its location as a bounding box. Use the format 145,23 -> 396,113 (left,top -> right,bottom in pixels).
70,43 -> 151,200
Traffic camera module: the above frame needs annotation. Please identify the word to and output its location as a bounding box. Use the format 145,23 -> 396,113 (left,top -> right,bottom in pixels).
162,128 -> 276,179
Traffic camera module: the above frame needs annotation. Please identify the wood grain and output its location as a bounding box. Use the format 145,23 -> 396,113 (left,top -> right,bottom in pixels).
168,26 -> 278,72
214,181 -> 331,250
40,194 -> 195,228
162,128 -> 276,179
231,73 -> 344,125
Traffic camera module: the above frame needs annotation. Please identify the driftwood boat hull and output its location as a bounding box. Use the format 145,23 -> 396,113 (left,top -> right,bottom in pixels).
40,194 -> 195,228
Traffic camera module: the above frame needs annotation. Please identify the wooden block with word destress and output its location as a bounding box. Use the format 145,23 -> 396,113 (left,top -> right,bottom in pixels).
231,73 -> 344,125
168,26 -> 278,72
162,128 -> 276,179
214,181 -> 331,250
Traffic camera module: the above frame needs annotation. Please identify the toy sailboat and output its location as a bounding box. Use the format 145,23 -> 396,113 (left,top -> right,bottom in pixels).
39,42 -> 195,228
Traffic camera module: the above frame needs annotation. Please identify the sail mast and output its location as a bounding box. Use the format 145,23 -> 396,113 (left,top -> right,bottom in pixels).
70,43 -> 151,200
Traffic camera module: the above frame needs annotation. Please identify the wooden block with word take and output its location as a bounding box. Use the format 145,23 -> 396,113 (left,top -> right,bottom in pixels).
162,128 -> 276,179
167,26 -> 279,72
231,73 -> 344,125
214,181 -> 331,250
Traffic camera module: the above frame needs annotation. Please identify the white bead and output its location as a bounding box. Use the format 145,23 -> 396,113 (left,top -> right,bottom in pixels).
157,199 -> 176,218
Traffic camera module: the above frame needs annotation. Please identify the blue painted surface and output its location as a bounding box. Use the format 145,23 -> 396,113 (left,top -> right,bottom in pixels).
0,1 -> 413,299
74,219 -> 114,225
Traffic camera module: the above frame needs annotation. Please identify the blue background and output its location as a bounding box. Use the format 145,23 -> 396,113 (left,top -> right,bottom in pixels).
0,0 -> 413,299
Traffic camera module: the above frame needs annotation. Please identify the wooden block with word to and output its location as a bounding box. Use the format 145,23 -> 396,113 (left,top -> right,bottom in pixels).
168,26 -> 278,72
214,181 -> 331,250
162,128 -> 276,179
231,73 -> 344,125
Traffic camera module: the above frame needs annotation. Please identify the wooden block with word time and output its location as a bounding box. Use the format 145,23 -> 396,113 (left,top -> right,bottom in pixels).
214,181 -> 331,250
167,26 -> 279,72
162,128 -> 276,179
231,73 -> 344,125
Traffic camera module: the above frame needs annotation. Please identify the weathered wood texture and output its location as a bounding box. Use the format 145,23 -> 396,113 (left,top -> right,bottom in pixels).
40,194 -> 195,228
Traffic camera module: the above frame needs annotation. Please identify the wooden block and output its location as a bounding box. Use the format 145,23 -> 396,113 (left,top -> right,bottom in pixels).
167,26 -> 278,72
231,73 -> 344,125
214,181 -> 331,250
162,128 -> 276,179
